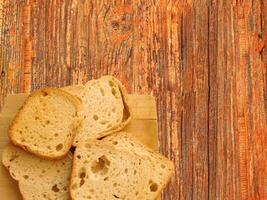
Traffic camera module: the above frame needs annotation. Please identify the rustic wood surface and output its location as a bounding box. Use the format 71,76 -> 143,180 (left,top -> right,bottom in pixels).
0,0 -> 266,199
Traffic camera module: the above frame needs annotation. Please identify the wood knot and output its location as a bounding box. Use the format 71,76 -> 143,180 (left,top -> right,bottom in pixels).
1,71 -> 5,78
111,21 -> 119,30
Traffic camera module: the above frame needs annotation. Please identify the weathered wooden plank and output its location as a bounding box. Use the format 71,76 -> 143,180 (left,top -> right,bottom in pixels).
208,1 -> 219,199
213,1 -> 240,199
0,0 -> 24,106
236,1 -> 266,199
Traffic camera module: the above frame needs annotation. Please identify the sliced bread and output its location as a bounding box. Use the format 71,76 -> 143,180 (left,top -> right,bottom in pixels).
100,132 -> 174,198
64,76 -> 131,146
70,133 -> 174,200
2,144 -> 72,200
9,88 -> 83,159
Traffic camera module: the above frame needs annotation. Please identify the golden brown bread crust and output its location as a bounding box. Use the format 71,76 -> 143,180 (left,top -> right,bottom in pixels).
8,88 -> 83,160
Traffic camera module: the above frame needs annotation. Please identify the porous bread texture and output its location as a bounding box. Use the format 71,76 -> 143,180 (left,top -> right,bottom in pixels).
70,133 -> 174,200
2,144 -> 72,200
64,76 -> 131,146
100,132 -> 175,199
9,88 -> 83,159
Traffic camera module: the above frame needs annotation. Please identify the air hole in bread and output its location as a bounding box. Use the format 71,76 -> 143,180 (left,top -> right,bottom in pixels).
79,168 -> 86,178
113,183 -> 118,187
134,170 -> 137,175
35,116 -> 39,120
54,133 -> 59,137
21,138 -> 25,142
149,181 -> 158,192
112,108 -> 116,112
42,91 -> 48,96
138,160 -> 142,165
77,155 -> 81,159
124,168 -> 128,173
93,115 -> 99,121
85,143 -> 91,148
100,120 -> 108,125
111,88 -> 117,97
42,169 -> 46,173
47,146 -> 51,150
46,120 -> 50,125
80,179 -> 85,186
71,183 -> 77,190
56,144 -> 63,151
100,88 -> 105,96
109,80 -> 114,87
10,172 -> 16,178
63,186 -> 67,191
161,164 -> 166,169
23,175 -> 29,179
135,191 -> 139,196
70,146 -> 76,154
91,155 -> 110,175
113,141 -> 118,145
9,154 -> 19,162
104,177 -> 109,181
52,184 -> 60,192
113,194 -> 119,199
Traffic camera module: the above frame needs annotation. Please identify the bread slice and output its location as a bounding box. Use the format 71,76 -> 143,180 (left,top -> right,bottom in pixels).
63,76 -> 131,146
70,133 -> 174,200
100,132 -> 174,199
9,88 -> 83,159
2,144 -> 72,200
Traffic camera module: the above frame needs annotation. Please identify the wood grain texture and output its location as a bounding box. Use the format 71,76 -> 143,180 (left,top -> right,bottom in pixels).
0,0 -> 266,199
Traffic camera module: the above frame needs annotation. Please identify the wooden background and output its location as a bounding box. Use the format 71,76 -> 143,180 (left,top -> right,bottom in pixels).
0,0 -> 266,199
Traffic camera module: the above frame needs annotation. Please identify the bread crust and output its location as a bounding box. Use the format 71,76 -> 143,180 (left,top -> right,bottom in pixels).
8,88 -> 83,160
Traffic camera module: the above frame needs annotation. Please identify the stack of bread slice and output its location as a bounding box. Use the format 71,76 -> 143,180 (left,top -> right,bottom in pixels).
1,76 -> 174,200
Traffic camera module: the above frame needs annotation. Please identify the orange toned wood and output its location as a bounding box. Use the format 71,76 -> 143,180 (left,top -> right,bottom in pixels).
0,1 -> 266,199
